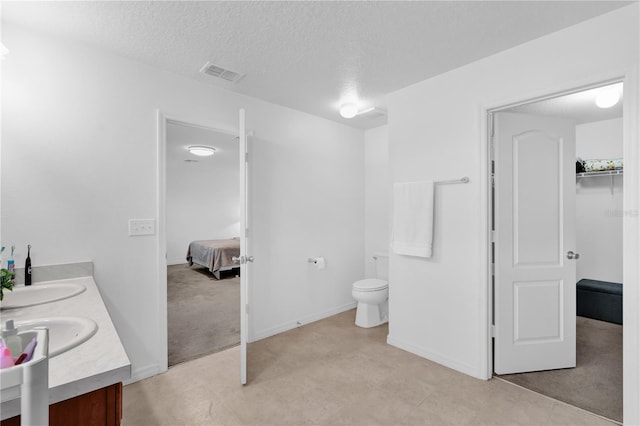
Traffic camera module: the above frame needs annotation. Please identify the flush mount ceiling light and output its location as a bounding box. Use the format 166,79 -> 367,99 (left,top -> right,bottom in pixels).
595,87 -> 621,108
338,102 -> 387,120
339,103 -> 359,119
188,145 -> 216,156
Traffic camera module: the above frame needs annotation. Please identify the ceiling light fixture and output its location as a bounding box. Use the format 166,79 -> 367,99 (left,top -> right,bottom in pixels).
188,145 -> 216,156
339,103 -> 359,119
595,88 -> 621,108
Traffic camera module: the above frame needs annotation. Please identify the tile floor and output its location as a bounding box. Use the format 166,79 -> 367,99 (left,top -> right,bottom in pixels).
122,310 -> 617,425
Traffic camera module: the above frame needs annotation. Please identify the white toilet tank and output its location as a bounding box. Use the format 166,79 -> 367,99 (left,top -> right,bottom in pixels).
373,252 -> 389,280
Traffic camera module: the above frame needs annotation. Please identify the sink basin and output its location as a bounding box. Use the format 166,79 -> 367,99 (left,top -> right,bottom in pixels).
0,282 -> 86,310
14,317 -> 98,357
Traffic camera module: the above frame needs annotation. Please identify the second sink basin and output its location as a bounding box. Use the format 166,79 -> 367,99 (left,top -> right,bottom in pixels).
15,317 -> 98,357
1,282 -> 86,310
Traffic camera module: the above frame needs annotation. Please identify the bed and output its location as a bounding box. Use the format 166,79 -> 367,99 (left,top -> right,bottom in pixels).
186,238 -> 241,279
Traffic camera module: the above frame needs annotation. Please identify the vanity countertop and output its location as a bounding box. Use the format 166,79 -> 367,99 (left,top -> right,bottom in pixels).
0,276 -> 131,420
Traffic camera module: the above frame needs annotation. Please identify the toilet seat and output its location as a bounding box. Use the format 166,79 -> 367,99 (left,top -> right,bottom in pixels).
353,278 -> 388,292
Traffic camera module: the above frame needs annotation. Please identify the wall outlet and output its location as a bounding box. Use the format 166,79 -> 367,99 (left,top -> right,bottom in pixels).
128,219 -> 155,236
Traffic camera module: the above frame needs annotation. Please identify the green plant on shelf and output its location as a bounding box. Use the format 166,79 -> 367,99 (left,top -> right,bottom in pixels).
0,268 -> 15,301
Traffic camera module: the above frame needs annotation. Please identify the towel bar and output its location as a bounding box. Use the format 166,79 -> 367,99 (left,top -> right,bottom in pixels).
435,177 -> 470,185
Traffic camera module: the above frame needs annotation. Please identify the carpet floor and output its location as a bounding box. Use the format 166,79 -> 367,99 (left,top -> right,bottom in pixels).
167,263 -> 240,366
498,315 -> 622,423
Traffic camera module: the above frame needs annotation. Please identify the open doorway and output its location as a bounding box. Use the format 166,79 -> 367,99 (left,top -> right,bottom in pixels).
490,82 -> 623,422
165,120 -> 241,366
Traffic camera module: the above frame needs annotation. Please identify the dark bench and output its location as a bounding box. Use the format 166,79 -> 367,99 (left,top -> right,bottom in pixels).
577,278 -> 622,325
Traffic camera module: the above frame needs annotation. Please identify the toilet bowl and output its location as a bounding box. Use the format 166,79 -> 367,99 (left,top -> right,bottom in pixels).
352,252 -> 389,328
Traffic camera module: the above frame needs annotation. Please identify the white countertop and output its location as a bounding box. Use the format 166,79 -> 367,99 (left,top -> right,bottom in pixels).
0,276 -> 131,420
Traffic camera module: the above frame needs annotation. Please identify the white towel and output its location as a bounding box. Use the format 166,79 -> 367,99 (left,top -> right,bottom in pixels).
391,181 -> 435,258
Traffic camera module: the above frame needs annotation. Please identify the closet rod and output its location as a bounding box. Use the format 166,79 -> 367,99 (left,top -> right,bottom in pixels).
435,176 -> 470,185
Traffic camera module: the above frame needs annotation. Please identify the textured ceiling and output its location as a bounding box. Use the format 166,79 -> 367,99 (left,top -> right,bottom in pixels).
1,1 -> 632,129
166,120 -> 238,171
508,82 -> 624,124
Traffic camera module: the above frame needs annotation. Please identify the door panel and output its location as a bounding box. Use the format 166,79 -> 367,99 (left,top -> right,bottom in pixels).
494,112 -> 576,375
514,280 -> 562,343
513,131 -> 561,266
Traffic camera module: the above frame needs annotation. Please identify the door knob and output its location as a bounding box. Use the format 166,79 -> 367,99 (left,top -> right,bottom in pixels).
246,256 -> 254,263
566,251 -> 580,260
232,256 -> 242,264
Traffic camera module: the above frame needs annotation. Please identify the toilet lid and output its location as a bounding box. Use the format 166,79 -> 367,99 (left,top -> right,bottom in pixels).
353,279 -> 388,292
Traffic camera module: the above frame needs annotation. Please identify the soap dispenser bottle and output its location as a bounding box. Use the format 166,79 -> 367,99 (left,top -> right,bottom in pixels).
25,244 -> 32,286
7,245 -> 15,276
2,320 -> 22,358
0,342 -> 15,368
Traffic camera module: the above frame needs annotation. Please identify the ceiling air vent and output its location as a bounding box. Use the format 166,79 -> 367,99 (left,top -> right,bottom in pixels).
200,62 -> 245,84
358,107 -> 387,119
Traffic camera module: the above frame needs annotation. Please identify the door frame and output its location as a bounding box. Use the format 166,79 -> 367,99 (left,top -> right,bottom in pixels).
479,69 -> 639,423
156,110 -> 239,373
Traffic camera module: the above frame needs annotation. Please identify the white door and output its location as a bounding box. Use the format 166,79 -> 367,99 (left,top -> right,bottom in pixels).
238,108 -> 251,385
494,112 -> 577,375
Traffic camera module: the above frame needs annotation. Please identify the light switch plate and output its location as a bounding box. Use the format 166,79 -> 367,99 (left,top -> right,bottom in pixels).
129,219 -> 155,236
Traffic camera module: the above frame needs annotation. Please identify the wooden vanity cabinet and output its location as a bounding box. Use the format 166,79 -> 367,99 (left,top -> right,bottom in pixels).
1,382 -> 122,426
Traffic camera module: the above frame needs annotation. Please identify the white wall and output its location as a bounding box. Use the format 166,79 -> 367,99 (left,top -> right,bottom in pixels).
364,125 -> 390,278
248,111 -> 364,340
576,118 -> 623,283
166,123 -> 240,265
386,4 -> 638,381
1,24 -> 364,381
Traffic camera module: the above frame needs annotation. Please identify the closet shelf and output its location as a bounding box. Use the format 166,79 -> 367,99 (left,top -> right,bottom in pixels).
576,169 -> 623,178
576,169 -> 623,195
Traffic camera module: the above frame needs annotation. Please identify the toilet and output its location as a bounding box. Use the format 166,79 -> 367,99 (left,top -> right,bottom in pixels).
352,252 -> 389,328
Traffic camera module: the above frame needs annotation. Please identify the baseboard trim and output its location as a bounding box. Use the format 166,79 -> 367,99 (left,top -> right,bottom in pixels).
387,334 -> 482,379
125,363 -> 164,385
167,261 -> 188,266
251,302 -> 357,342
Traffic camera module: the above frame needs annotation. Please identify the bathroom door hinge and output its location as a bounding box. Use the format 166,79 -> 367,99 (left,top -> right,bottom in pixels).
490,263 -> 495,275
490,325 -> 496,338
245,152 -> 249,162
491,230 -> 496,243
